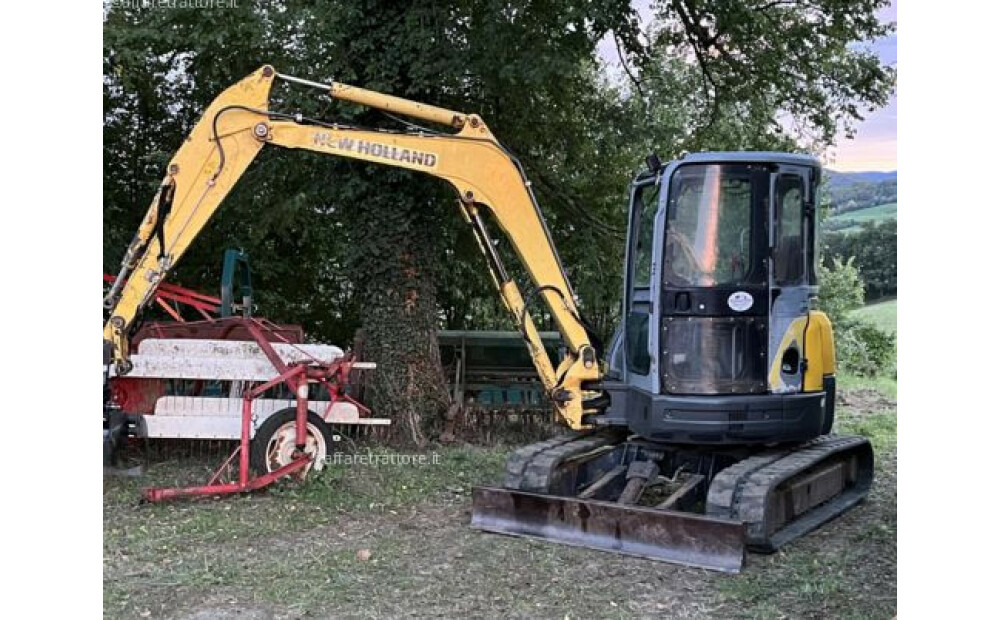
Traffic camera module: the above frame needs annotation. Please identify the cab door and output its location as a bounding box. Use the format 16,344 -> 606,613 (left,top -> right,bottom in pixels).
658,163 -> 770,396
622,176 -> 661,392
768,165 -> 816,393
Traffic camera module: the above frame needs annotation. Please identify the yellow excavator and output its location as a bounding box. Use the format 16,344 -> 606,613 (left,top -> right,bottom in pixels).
104,66 -> 873,572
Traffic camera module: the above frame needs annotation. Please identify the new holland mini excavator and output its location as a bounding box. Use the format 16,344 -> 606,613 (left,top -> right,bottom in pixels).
104,66 -> 873,572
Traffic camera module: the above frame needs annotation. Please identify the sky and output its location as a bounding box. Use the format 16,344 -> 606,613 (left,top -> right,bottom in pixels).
597,1 -> 897,173
828,1 -> 897,172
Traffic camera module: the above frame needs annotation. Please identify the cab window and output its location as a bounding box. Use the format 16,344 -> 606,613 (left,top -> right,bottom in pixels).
625,182 -> 658,375
632,184 -> 658,288
665,165 -> 753,287
774,175 -> 805,285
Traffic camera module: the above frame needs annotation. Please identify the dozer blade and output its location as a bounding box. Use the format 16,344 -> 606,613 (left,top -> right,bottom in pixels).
471,486 -> 747,573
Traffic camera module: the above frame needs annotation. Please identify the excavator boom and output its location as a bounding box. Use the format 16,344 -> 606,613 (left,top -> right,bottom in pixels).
103,65 -> 601,429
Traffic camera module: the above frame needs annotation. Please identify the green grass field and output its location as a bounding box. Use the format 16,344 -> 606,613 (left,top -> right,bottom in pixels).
852,298 -> 897,333
826,202 -> 896,233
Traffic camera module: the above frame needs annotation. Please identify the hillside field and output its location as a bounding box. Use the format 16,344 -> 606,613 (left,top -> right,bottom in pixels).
852,298 -> 897,333
826,203 -> 897,233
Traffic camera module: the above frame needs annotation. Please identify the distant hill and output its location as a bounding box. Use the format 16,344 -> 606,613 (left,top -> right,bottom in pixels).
823,202 -> 896,234
825,170 -> 897,188
821,169 -> 896,215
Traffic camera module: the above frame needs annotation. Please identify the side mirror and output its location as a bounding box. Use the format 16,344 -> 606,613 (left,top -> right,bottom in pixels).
645,153 -> 662,173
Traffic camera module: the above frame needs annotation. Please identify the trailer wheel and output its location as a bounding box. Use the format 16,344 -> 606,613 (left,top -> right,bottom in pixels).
251,408 -> 334,477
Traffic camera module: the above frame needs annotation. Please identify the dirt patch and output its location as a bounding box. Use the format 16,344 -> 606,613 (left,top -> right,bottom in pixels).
838,387 -> 895,416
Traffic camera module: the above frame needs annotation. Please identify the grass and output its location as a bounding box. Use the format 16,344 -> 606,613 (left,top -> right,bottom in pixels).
106,441 -> 737,618
852,298 -> 897,333
829,202 -> 897,224
105,443 -> 509,544
839,372 -> 897,399
826,202 -> 896,233
104,444 -> 514,618
841,409 -> 896,452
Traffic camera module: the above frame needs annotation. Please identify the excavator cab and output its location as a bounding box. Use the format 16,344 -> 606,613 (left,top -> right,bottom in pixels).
605,152 -> 835,443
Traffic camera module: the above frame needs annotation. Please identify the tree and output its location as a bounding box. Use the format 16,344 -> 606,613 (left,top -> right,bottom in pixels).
640,0 -> 895,150
822,220 -> 897,300
103,1 -> 646,445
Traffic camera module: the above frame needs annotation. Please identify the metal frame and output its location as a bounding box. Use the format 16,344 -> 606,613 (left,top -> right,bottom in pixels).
103,272 -> 221,322
143,318 -> 371,502
439,330 -> 562,413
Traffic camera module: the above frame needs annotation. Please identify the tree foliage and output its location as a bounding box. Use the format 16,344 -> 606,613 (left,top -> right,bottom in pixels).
104,0 -> 895,442
637,0 -> 895,149
822,220 -> 897,300
836,317 -> 897,377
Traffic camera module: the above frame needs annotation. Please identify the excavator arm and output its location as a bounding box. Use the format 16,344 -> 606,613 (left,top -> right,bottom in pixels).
103,65 -> 602,429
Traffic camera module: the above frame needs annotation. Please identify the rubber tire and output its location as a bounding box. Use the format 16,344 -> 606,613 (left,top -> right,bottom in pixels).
250,408 -> 334,476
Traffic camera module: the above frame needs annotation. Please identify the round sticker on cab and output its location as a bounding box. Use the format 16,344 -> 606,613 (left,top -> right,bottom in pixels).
727,291 -> 754,312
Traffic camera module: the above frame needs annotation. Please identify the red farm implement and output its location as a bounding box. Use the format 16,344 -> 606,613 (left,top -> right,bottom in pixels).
103,253 -> 385,500
140,317 -> 376,502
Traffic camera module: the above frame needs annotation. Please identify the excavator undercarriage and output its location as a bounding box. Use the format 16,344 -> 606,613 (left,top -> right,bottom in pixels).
473,431 -> 873,572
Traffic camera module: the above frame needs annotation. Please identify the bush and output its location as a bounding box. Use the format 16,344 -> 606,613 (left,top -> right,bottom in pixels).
835,317 -> 896,377
817,256 -> 865,325
819,255 -> 895,377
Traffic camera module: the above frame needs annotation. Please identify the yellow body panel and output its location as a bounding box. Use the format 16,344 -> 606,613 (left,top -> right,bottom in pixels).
104,66 -> 599,429
766,310 -> 836,393
804,310 -> 836,390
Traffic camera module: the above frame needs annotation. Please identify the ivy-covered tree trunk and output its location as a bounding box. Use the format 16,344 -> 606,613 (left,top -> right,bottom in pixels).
346,172 -> 451,446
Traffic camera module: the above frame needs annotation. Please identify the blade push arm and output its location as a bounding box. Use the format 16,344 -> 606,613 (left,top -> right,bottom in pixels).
103,65 -> 601,429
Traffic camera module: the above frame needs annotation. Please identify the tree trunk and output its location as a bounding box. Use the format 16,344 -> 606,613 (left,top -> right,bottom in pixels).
347,175 -> 451,446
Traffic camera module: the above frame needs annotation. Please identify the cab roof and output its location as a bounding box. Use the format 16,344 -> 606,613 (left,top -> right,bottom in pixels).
676,151 -> 821,169
633,151 -> 823,184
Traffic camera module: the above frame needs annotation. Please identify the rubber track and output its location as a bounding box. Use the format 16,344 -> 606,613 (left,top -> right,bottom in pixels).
503,432 -> 587,490
706,440 -> 825,520
503,430 -> 624,492
706,435 -> 873,551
